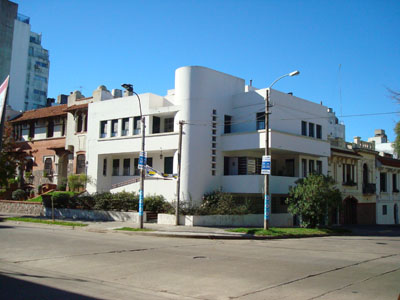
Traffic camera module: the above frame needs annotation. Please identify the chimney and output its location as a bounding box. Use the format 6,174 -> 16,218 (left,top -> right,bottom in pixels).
112,89 -> 122,98
249,80 -> 252,87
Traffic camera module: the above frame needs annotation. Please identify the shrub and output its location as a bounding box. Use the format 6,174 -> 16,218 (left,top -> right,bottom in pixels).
68,174 -> 90,192
37,184 -> 43,194
144,195 -> 173,213
29,189 -> 35,198
12,189 -> 26,201
57,178 -> 67,191
93,192 -> 137,211
42,191 -> 75,208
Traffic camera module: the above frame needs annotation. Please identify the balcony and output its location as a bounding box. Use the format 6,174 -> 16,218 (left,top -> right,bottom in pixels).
362,183 -> 376,194
222,175 -> 299,194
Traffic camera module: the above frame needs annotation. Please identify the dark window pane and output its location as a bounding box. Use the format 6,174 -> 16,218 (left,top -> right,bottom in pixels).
164,157 -> 173,174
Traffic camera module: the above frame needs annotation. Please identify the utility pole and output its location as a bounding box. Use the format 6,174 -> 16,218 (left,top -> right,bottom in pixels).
139,115 -> 145,229
264,88 -> 270,230
121,83 -> 145,229
175,121 -> 184,225
262,70 -> 300,231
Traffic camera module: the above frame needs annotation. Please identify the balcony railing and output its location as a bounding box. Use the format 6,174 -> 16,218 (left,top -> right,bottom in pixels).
362,183 -> 376,194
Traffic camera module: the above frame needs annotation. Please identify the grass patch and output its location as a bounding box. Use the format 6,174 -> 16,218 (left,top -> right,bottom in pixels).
26,195 -> 42,202
6,217 -> 87,227
114,227 -> 153,232
226,227 -> 350,236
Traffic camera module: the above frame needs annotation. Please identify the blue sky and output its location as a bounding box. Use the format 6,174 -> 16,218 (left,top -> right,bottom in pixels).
15,0 -> 400,142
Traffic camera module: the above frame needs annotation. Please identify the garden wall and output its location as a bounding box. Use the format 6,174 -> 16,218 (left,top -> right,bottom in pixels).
0,200 -> 44,216
44,207 -> 147,222
158,213 -> 293,227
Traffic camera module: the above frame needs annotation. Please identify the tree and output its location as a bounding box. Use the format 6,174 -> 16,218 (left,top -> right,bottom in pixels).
286,174 -> 342,228
390,89 -> 400,156
0,122 -> 24,187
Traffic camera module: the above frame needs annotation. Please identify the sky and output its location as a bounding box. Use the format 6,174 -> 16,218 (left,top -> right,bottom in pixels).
14,0 -> 400,142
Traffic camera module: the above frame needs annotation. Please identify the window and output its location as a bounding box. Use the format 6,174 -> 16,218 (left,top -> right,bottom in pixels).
316,161 -> 322,175
393,174 -> 398,192
164,157 -> 173,174
134,158 -> 139,176
309,160 -> 315,174
212,136 -> 216,142
123,158 -> 130,176
44,158 -> 52,174
111,119 -> 118,137
285,159 -> 295,177
61,119 -> 66,136
147,157 -> 153,167
224,115 -> 232,134
77,115 -> 83,133
301,121 -> 307,136
308,123 -> 315,137
112,159 -> 120,176
380,173 -> 387,192
382,205 -> 387,215
164,118 -> 174,132
342,164 -> 355,184
103,158 -> 107,176
122,118 -> 129,136
316,125 -> 322,139
133,116 -> 141,135
26,159 -> 33,172
272,196 -> 289,214
302,159 -> 307,177
34,75 -> 47,83
84,114 -> 87,132
153,116 -> 160,133
256,112 -> 265,130
76,154 -> 86,174
29,122 -> 35,138
100,121 -> 107,138
47,120 -> 54,138
33,89 -> 46,96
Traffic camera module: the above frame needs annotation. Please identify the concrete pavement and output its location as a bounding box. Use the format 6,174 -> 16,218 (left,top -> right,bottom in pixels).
0,220 -> 399,300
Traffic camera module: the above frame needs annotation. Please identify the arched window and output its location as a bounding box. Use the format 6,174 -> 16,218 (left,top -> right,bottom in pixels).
76,154 -> 86,174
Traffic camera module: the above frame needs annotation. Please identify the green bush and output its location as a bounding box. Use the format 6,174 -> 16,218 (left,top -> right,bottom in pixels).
12,189 -> 26,200
144,195 -> 173,213
68,174 -> 90,192
42,191 -> 75,208
93,192 -> 137,211
176,191 -> 256,216
57,178 -> 67,191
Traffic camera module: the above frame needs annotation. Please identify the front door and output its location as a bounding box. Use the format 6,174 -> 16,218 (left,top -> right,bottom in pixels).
344,197 -> 358,224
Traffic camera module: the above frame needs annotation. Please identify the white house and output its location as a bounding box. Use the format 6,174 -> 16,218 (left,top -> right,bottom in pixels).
86,66 -> 342,219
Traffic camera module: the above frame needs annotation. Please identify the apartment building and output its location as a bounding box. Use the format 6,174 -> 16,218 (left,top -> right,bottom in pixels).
0,0 -> 50,111
84,66 -> 342,225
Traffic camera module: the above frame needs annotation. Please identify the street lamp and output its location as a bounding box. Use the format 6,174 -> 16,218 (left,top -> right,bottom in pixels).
122,83 -> 145,229
264,70 -> 300,230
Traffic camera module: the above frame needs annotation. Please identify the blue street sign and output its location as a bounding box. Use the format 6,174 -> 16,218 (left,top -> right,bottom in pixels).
138,151 -> 147,170
261,155 -> 271,175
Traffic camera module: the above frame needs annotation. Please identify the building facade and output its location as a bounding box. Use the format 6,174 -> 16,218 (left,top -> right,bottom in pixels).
85,66 -> 341,225
10,105 -> 68,188
0,0 -> 50,112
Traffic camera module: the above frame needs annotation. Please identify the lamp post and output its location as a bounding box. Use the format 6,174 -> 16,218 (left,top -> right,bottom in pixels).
122,83 -> 145,229
264,70 -> 299,230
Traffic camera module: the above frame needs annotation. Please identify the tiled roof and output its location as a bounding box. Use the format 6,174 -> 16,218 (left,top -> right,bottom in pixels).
10,105 -> 67,123
376,156 -> 400,168
64,103 -> 89,112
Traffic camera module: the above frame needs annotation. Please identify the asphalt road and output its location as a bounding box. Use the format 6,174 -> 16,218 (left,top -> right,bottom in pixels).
0,222 -> 399,300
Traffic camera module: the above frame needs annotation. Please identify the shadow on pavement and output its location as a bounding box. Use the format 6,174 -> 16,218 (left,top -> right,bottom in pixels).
339,225 -> 400,237
0,274 -> 98,300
